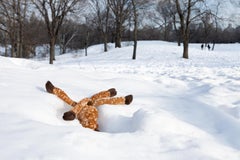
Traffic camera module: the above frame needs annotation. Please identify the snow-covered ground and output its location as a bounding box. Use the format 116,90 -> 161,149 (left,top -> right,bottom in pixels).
0,41 -> 240,160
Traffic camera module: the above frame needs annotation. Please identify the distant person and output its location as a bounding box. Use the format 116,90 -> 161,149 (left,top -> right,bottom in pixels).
207,44 -> 211,51
201,44 -> 204,50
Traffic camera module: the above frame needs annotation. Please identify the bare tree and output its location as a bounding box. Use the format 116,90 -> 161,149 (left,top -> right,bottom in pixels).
200,11 -> 214,44
107,0 -> 132,48
156,0 -> 174,41
211,2 -> 221,49
174,0 -> 207,59
0,1 -> 14,57
0,0 -> 28,58
16,0 -> 28,58
131,0 -> 151,60
31,0 -> 84,64
59,19 -> 80,54
153,0 -> 181,45
89,0 -> 111,52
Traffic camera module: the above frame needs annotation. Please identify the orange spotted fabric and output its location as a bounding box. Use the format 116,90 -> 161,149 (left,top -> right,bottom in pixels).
45,81 -> 133,131
52,87 -> 77,106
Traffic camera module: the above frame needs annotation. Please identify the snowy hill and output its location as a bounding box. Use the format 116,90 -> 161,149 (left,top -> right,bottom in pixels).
0,41 -> 240,160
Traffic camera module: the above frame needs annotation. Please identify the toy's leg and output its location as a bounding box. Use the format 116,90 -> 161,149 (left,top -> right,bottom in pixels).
45,81 -> 77,107
93,95 -> 133,107
63,98 -> 92,121
90,88 -> 117,103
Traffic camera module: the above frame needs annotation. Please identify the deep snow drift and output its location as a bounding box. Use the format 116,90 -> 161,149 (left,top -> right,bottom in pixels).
0,41 -> 240,160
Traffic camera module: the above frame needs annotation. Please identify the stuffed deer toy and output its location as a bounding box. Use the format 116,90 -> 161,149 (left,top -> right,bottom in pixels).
45,81 -> 133,131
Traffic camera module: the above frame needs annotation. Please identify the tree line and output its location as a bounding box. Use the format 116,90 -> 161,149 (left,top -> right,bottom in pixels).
0,0 -> 239,63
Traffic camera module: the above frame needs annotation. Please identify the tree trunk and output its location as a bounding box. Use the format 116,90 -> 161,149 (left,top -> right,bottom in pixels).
104,4 -> 109,52
85,43 -> 87,56
60,34 -> 65,54
17,28 -> 23,58
16,34 -> 20,57
211,42 -> 215,51
85,31 -> 89,56
4,43 -> 8,57
177,40 -> 181,46
17,0 -> 24,58
132,40 -> 137,60
183,37 -> 189,59
115,34 -> 121,48
103,35 -> 108,52
132,0 -> 137,60
115,21 -> 121,48
11,46 -> 15,57
132,25 -> 137,59
62,46 -> 67,54
49,38 -> 55,64
4,32 -> 8,57
10,37 -> 16,57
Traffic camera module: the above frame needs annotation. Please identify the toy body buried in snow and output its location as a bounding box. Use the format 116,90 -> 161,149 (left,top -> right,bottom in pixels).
45,81 -> 133,131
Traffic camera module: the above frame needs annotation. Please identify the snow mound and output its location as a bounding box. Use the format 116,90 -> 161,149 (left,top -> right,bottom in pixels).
0,41 -> 240,160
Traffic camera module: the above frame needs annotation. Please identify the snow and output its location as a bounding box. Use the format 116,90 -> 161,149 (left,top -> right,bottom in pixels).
0,41 -> 240,160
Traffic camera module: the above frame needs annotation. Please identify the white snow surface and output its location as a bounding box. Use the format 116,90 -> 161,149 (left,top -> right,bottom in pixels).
0,41 -> 240,160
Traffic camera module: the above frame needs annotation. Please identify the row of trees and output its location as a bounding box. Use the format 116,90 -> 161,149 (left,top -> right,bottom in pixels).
0,0 -> 239,63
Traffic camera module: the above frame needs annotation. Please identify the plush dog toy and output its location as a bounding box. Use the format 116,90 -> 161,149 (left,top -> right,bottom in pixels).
45,81 -> 133,131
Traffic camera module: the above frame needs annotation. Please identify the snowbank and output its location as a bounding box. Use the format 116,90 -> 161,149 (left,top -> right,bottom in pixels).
0,41 -> 240,160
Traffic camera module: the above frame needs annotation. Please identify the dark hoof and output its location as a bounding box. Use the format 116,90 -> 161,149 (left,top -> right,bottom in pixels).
63,111 -> 76,121
95,128 -> 100,132
108,88 -> 117,97
125,95 -> 133,105
45,81 -> 54,93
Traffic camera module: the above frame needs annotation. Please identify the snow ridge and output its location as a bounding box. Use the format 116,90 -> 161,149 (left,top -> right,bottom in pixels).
0,41 -> 240,160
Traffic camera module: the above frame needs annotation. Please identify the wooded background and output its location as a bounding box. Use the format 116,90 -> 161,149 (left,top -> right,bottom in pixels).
0,0 -> 239,63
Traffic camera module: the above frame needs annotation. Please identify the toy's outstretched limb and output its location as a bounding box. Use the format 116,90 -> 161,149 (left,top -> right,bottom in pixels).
90,88 -> 117,102
45,81 -> 77,107
93,95 -> 133,107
